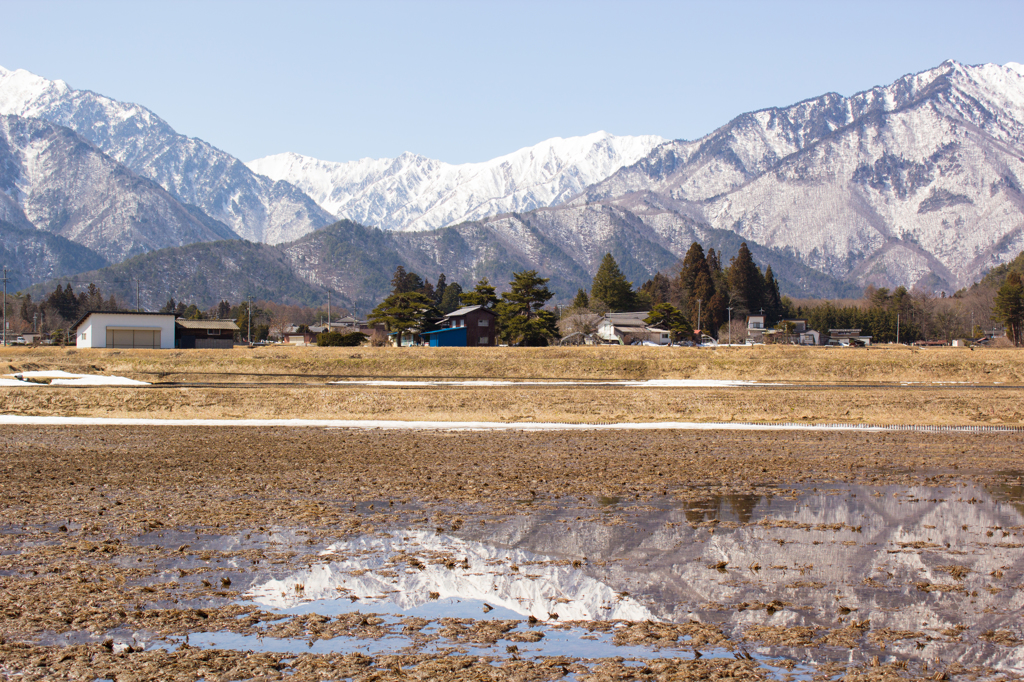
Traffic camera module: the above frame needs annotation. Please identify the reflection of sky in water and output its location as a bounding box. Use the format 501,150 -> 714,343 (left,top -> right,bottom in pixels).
249,530 -> 657,621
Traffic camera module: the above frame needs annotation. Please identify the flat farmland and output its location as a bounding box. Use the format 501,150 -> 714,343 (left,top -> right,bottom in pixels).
1,344 -> 1023,681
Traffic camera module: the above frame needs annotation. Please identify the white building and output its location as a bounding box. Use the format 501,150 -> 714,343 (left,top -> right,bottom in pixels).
74,312 -> 177,349
596,312 -> 671,345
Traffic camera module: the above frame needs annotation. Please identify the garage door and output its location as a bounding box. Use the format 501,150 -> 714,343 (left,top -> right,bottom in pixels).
106,329 -> 161,349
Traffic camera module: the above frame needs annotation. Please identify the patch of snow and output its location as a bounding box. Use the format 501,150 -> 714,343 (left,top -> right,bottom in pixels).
4,371 -> 150,386
0,378 -> 38,387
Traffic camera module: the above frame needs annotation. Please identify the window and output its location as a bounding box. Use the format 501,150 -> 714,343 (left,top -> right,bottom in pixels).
478,336 -> 488,345
80,332 -> 87,341
478,318 -> 489,327
207,328 -> 221,336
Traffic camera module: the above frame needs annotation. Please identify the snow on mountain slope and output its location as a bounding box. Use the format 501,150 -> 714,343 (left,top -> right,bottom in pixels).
587,60 -> 1024,290
0,114 -> 238,264
0,65 -> 333,244
247,131 -> 665,232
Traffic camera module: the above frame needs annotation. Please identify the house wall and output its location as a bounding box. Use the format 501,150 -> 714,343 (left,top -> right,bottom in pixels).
463,309 -> 496,346
76,314 -> 176,349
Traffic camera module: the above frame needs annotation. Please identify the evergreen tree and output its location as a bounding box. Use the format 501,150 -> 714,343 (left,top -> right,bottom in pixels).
762,265 -> 783,325
639,272 -> 671,307
496,270 -> 558,346
727,243 -> 763,316
216,300 -> 231,319
367,291 -> 439,336
460,278 -> 500,309
390,266 -> 410,294
678,242 -> 707,300
690,267 -> 716,332
590,253 -> 635,312
571,288 -> 589,309
644,303 -> 693,342
159,298 -> 177,314
434,273 -> 447,306
994,271 -> 1024,346
439,282 -> 463,313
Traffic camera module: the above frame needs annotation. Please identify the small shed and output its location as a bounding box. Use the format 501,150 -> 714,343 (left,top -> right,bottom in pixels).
176,319 -> 239,349
73,311 -> 177,349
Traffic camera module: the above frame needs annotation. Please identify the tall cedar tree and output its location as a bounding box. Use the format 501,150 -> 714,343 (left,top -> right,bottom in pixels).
762,265 -> 783,325
571,288 -> 589,309
678,242 -> 707,302
434,273 -> 447,306
590,253 -> 635,312
727,243 -> 764,316
994,271 -> 1024,346
496,271 -> 558,346
639,272 -> 671,307
439,282 -> 463,313
460,278 -> 499,309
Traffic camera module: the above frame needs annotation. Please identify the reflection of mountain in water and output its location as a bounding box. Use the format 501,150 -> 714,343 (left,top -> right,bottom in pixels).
248,531 -> 656,621
463,484 -> 1024,671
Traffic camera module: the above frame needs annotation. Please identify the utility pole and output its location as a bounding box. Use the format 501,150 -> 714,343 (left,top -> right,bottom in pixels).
327,291 -> 331,330
697,299 -> 702,339
2,267 -> 7,347
136,280 -> 141,312
247,296 -> 252,344
727,306 -> 733,346
896,313 -> 900,345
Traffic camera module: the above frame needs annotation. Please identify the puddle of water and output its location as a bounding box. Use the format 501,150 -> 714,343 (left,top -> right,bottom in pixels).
220,482 -> 1024,674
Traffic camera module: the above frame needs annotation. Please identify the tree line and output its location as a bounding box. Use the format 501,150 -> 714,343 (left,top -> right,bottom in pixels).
368,267 -> 559,345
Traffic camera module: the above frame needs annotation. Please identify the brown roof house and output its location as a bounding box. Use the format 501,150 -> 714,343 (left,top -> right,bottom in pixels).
176,319 -> 240,349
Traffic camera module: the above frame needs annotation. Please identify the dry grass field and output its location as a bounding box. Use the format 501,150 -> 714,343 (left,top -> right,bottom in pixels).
2,343 -> 1023,383
1,344 -> 1023,426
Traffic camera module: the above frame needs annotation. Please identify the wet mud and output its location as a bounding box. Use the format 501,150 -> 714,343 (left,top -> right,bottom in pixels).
1,426 -> 1023,680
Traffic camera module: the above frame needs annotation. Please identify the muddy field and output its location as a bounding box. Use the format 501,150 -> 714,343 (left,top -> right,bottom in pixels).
2,425 -> 1023,680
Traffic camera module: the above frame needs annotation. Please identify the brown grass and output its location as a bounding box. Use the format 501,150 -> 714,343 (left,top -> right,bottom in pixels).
2,345 -> 1023,426
2,344 -> 1023,383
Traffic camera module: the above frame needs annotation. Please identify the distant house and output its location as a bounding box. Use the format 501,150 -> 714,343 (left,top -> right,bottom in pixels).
421,306 -> 497,347
73,311 -> 176,349
176,319 -> 239,349
745,315 -> 767,344
827,329 -> 872,346
597,312 -> 670,345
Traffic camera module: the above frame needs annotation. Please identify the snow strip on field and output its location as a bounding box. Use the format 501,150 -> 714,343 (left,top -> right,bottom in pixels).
2,371 -> 150,386
330,379 -> 762,388
0,415 -> 890,432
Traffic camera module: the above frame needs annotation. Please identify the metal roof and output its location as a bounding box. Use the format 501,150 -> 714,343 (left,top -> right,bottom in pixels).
444,305 -> 494,318
176,319 -> 240,331
71,310 -> 175,331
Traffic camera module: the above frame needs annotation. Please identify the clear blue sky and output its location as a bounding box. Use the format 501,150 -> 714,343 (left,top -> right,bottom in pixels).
2,0 -> 1021,164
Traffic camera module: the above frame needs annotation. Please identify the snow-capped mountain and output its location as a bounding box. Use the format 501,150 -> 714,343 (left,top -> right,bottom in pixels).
247,131 -> 665,232
0,65 -> 333,244
0,114 -> 237,263
585,60 -> 1024,290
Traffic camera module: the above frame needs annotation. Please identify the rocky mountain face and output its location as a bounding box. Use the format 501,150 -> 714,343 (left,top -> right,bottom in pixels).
584,60 -> 1024,291
247,132 -> 666,233
0,66 -> 333,244
47,217 -> 855,314
27,238 -> 339,312
11,60 -> 1024,304
0,113 -> 237,263
1,219 -> 107,292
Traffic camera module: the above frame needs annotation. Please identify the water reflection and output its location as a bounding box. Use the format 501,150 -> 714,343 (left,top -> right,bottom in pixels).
238,483 -> 1023,672
249,531 -> 656,621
